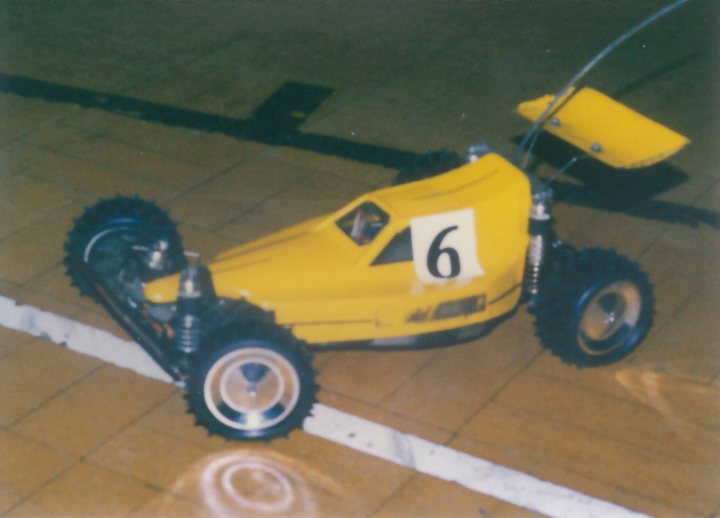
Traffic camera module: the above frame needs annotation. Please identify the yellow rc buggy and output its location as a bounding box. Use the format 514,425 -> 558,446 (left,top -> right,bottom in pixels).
64,3 -> 690,441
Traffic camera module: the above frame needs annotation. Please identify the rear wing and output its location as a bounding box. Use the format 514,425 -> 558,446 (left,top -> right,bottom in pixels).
517,87 -> 689,169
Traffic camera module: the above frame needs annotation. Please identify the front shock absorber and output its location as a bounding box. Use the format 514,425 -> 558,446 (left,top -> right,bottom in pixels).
175,264 -> 203,355
174,257 -> 216,356
524,187 -> 554,303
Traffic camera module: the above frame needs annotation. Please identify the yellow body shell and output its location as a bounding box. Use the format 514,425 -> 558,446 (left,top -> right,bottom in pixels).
145,152 -> 531,345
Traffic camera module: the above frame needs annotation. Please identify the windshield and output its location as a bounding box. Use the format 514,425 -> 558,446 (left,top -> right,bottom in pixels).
336,201 -> 389,245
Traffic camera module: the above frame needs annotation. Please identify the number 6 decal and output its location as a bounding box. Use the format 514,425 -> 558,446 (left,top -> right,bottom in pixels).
410,209 -> 484,284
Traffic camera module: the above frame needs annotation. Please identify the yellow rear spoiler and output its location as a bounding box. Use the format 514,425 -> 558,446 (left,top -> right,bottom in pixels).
517,87 -> 689,169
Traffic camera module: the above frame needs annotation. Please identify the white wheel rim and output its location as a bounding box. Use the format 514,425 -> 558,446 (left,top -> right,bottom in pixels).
204,347 -> 301,432
578,281 -> 642,356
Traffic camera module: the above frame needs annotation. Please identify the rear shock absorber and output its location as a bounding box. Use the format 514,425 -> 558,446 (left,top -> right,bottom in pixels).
524,187 -> 554,304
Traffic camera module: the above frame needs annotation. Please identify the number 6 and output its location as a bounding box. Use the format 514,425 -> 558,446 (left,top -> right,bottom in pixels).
411,209 -> 484,284
427,226 -> 461,278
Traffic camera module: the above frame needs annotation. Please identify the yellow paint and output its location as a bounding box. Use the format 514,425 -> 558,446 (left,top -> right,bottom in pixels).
517,87 -> 689,168
145,153 -> 531,344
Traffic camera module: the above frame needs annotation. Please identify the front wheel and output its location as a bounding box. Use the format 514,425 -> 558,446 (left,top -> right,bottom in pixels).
532,247 -> 654,367
188,332 -> 317,441
64,196 -> 185,304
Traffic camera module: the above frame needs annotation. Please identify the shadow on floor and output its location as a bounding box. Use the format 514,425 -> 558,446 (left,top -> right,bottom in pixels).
2,72 -> 716,229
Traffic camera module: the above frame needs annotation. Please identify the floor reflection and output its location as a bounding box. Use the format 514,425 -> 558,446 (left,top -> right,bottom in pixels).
615,366 -> 720,457
165,448 -> 347,517
615,367 -> 718,423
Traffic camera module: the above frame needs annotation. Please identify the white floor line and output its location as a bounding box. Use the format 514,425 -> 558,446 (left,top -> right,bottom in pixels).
0,294 -> 648,518
0,295 -> 173,383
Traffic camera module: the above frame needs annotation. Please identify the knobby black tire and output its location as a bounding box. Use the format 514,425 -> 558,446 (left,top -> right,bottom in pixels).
392,149 -> 462,186
64,196 -> 185,301
187,312 -> 318,441
531,246 -> 654,367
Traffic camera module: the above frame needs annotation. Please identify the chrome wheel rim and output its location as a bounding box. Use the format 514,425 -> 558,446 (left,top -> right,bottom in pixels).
204,347 -> 301,432
578,281 -> 642,356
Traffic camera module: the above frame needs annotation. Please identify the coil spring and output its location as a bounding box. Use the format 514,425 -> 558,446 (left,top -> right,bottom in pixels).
524,233 -> 545,298
177,313 -> 201,354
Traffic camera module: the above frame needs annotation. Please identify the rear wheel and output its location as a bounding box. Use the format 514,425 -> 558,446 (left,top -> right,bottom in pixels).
392,149 -> 462,185
188,327 -> 317,441
532,247 -> 654,366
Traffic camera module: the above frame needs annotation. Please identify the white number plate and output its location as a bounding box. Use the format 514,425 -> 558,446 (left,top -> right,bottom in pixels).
410,209 -> 485,284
